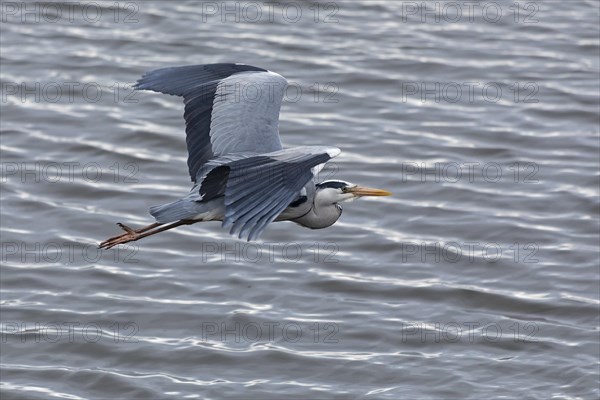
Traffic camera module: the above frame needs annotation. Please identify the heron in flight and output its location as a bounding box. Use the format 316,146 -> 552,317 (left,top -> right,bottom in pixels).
100,64 -> 391,249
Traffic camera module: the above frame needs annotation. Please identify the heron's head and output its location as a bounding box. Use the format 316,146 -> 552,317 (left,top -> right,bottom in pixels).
315,180 -> 391,207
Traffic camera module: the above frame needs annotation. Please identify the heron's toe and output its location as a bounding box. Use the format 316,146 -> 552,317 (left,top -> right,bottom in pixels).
117,223 -> 136,234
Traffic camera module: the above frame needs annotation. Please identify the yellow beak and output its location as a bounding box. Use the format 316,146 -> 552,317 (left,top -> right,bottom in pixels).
346,186 -> 392,197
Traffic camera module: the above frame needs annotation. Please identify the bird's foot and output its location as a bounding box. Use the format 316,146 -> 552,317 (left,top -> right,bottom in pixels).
99,223 -> 142,249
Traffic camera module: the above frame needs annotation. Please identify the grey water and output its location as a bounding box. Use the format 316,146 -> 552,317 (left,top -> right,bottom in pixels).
1,1 -> 599,399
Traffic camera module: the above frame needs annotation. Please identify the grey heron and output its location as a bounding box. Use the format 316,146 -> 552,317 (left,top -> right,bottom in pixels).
99,64 -> 391,249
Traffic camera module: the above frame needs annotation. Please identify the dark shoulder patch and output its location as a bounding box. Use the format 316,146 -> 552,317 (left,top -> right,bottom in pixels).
288,195 -> 308,208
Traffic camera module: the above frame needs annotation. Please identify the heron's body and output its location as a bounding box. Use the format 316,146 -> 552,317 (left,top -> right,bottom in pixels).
148,161 -> 341,230
149,180 -> 339,228
99,64 -> 389,249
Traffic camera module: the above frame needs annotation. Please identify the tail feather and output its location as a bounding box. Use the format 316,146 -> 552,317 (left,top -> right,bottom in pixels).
149,199 -> 196,224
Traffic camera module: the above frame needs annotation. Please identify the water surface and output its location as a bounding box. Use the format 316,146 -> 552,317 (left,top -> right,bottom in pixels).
1,1 -> 599,399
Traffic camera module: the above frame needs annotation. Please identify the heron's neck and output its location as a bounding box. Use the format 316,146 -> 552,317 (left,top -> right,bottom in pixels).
292,202 -> 342,229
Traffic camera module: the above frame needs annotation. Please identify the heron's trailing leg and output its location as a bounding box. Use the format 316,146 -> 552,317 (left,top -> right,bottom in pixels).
99,222 -> 161,248
99,220 -> 195,249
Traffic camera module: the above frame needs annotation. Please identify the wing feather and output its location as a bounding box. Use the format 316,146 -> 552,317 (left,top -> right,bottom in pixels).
135,64 -> 286,181
220,147 -> 338,240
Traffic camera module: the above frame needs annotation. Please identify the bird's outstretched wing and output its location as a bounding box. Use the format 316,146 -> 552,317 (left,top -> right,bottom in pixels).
192,146 -> 341,241
134,63 -> 287,181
